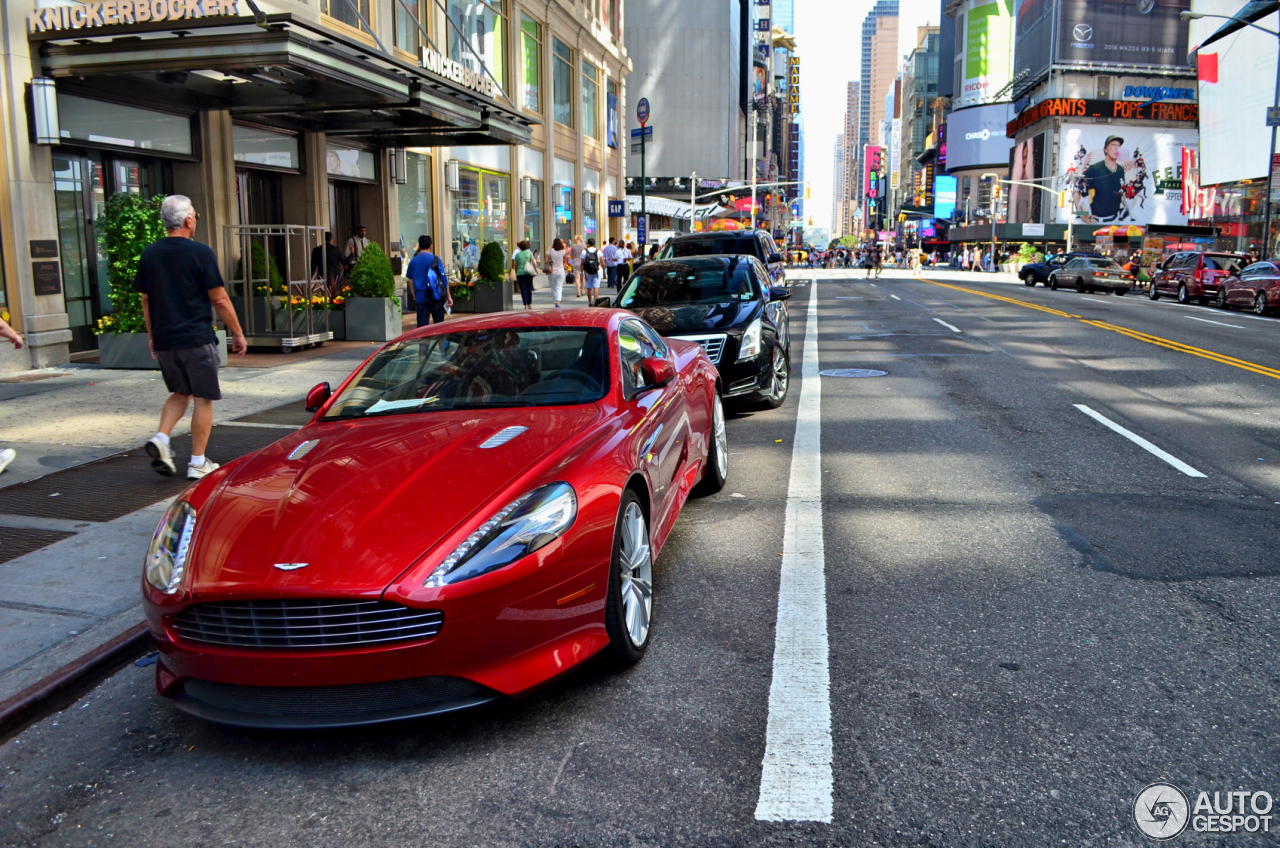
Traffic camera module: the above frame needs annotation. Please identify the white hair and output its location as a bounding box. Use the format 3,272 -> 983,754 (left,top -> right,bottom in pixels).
160,195 -> 195,230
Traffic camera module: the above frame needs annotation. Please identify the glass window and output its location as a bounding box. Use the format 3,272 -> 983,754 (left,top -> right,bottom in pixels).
554,183 -> 575,244
395,0 -> 424,53
326,144 -> 376,181
583,192 -> 598,240
57,94 -> 191,156
399,151 -> 433,248
553,38 -> 573,127
323,328 -> 611,418
619,260 -> 759,308
618,320 -> 663,392
521,14 -> 541,112
323,0 -> 371,33
523,178 -> 543,257
451,166 -> 510,271
582,61 -> 600,139
232,125 -> 299,171
606,79 -> 619,148
658,235 -> 766,262
449,0 -> 506,94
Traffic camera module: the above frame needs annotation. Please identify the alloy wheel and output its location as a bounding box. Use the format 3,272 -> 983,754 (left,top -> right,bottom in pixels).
1217,288 -> 1228,309
618,502 -> 653,648
1256,292 -> 1269,315
1076,277 -> 1086,293
1178,284 -> 1189,304
713,395 -> 728,480
768,348 -> 789,405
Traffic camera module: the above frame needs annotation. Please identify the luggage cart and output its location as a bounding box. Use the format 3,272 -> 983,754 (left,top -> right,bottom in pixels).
224,224 -> 333,352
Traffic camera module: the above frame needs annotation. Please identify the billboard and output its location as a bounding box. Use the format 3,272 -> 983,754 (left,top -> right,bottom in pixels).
1008,133 -> 1045,224
946,103 -> 1014,170
1191,0 -> 1278,185
1013,0 -> 1054,83
864,145 -> 884,199
1055,124 -> 1196,225
959,0 -> 1015,108
1057,0 -> 1192,69
934,176 -> 958,220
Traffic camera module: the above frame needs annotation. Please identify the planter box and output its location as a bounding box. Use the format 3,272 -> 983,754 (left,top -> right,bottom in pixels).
272,309 -> 330,337
100,331 -> 228,370
345,297 -> 402,341
471,279 -> 514,313
328,310 -> 345,340
450,291 -> 476,313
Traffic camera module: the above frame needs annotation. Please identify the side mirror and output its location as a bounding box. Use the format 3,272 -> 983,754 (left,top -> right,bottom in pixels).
640,356 -> 675,388
305,381 -> 332,413
594,296 -> 613,308
768,253 -> 784,264
769,286 -> 791,301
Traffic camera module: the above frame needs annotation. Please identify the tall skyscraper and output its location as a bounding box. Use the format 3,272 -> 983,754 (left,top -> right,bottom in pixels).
833,134 -> 846,237
859,2 -> 899,187
844,82 -> 860,225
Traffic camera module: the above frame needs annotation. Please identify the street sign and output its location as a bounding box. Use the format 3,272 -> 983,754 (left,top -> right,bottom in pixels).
636,97 -> 650,126
1269,107 -> 1280,127
608,200 -> 626,218
637,215 -> 648,245
629,127 -> 653,138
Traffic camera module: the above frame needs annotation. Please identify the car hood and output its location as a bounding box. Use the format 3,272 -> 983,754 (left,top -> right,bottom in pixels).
631,302 -> 759,335
186,406 -> 600,598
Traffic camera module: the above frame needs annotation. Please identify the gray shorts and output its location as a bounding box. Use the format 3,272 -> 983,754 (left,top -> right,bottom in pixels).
156,342 -> 222,400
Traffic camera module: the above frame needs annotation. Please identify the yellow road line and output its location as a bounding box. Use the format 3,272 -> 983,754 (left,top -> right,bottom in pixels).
918,278 -> 1280,381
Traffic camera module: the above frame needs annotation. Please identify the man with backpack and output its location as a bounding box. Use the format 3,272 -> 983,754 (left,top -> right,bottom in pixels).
407,235 -> 452,326
581,238 -> 602,304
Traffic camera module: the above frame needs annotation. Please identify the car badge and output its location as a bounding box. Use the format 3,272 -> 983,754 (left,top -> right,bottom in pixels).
273,563 -> 309,571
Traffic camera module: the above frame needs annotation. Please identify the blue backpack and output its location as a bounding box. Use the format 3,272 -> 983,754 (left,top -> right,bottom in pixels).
415,253 -> 446,301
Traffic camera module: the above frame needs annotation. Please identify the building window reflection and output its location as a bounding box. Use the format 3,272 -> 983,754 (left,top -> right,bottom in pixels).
449,0 -> 506,93
451,164 -> 510,270
553,38 -> 573,128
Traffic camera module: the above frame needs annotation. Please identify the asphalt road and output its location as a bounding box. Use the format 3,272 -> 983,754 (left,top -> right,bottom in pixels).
2,270 -> 1279,847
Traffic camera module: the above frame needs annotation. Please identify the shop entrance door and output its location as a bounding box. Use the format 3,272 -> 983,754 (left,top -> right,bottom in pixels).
329,181 -> 360,256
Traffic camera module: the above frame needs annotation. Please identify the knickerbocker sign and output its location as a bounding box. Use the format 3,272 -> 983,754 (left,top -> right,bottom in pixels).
29,0 -> 240,33
420,47 -> 498,99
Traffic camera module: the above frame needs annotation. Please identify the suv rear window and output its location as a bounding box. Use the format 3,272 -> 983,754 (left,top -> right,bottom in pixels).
1204,255 -> 1243,273
659,236 -> 764,261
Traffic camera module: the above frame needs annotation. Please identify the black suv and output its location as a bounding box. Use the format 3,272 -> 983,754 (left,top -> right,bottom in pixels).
656,230 -> 787,287
1020,252 -> 1102,286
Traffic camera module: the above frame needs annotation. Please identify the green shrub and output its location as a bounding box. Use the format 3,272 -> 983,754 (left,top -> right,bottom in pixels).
234,242 -> 285,296
347,242 -> 396,299
477,241 -> 506,286
1017,242 -> 1037,261
94,194 -> 166,335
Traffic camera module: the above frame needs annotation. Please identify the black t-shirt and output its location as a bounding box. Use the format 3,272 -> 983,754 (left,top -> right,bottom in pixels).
132,237 -> 224,351
1083,160 -> 1125,219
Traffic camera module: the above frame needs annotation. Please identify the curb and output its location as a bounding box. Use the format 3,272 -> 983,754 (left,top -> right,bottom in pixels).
0,622 -> 152,744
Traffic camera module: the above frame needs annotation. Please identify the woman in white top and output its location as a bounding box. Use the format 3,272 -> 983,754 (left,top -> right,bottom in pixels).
545,238 -> 568,307
569,235 -> 586,297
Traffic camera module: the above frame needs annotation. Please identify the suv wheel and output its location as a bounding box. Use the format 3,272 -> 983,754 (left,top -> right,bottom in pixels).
1022,272 -> 1036,287
1148,284 -> 1160,301
1177,284 -> 1190,304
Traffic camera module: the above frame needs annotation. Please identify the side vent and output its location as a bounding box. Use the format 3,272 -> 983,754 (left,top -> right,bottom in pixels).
288,439 -> 320,461
479,426 -> 528,449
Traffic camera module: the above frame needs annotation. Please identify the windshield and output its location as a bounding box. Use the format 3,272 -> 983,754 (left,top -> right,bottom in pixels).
323,328 -> 609,419
658,237 -> 762,260
618,262 -> 759,307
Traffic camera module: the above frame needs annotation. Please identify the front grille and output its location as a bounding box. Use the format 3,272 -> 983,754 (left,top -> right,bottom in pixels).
671,334 -> 727,365
182,676 -> 490,717
172,599 -> 443,650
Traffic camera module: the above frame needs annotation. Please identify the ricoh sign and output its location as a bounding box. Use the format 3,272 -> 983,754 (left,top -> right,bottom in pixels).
28,0 -> 240,32
421,47 -> 499,99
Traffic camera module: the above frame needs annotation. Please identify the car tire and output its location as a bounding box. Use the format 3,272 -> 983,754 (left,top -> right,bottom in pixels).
761,346 -> 790,410
1049,276 -> 1058,291
695,392 -> 729,495
1076,277 -> 1087,293
1178,284 -> 1189,304
603,490 -> 654,666
1255,292 -> 1269,315
1217,288 -> 1229,309
1116,289 -> 1126,296
1148,284 -> 1160,301
1022,272 -> 1036,287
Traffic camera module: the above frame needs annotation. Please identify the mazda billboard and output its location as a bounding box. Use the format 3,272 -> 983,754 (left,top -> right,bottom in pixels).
1015,0 -> 1192,83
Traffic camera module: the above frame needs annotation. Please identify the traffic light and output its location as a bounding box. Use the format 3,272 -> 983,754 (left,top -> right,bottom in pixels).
993,182 -> 1001,199
805,186 -> 811,199
808,217 -> 814,226
1059,190 -> 1068,207
898,212 -> 907,223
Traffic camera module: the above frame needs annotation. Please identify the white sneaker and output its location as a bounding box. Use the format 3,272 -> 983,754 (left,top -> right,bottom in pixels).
0,448 -> 14,475
146,436 -> 176,477
187,459 -> 220,480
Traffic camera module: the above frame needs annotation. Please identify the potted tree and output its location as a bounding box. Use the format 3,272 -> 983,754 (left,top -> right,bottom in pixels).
472,241 -> 513,313
95,194 -> 227,369
344,243 -> 402,340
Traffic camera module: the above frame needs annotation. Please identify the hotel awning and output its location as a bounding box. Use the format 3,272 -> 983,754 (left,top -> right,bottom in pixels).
31,12 -> 535,148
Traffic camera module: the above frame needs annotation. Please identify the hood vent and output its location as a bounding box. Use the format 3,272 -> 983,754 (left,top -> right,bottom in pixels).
288,439 -> 320,460
479,426 -> 528,449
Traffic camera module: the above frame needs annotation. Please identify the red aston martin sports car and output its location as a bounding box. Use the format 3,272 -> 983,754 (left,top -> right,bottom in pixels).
141,309 -> 727,728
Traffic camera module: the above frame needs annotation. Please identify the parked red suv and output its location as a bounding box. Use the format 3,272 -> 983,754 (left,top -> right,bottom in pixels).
1148,251 -> 1247,304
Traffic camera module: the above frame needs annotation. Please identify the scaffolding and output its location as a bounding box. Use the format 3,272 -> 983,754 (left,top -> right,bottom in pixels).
223,224 -> 333,351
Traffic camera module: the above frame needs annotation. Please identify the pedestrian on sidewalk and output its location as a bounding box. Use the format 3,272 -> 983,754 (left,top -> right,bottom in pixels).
137,195 -> 247,481
603,237 -> 621,291
0,315 -> 22,474
407,235 -> 452,326
513,240 -> 538,310
570,235 -> 586,297
345,224 -> 371,265
582,238 -> 602,304
546,238 -> 567,307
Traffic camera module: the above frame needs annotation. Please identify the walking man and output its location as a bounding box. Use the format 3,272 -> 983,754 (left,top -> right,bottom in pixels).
346,224 -> 371,264
407,235 -> 452,325
603,237 -> 621,291
138,195 -> 247,480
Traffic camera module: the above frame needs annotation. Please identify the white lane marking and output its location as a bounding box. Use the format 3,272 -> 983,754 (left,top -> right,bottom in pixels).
755,277 -> 832,824
932,318 -> 962,333
889,294 -> 901,300
1073,404 -> 1207,478
1185,315 -> 1246,330
869,283 -> 877,287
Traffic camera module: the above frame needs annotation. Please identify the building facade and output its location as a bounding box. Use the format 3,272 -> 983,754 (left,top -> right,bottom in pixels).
859,0 -> 899,198
1,0 -> 628,374
896,27 -> 941,211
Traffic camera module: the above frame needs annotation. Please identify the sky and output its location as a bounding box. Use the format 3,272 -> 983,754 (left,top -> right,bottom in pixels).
795,0 -> 938,233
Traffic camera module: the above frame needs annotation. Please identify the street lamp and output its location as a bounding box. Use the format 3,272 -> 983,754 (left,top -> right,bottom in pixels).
981,172 -> 1001,268
1183,9 -> 1280,258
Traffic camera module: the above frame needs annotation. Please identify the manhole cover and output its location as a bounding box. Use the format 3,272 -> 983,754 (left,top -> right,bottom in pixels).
820,368 -> 887,378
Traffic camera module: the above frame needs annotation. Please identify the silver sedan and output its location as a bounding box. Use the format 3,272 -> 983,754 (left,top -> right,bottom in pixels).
1048,256 -> 1135,295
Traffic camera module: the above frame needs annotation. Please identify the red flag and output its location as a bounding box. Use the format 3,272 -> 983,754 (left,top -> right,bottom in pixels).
1198,52 -> 1218,84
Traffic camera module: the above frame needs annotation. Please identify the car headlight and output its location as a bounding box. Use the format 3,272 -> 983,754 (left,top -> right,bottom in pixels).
145,501 -> 196,595
737,316 -> 763,360
425,482 -> 577,587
